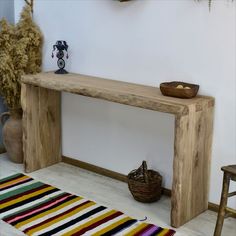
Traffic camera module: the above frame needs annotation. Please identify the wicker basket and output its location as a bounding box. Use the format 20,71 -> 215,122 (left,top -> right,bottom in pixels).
160,81 -> 199,99
127,161 -> 162,203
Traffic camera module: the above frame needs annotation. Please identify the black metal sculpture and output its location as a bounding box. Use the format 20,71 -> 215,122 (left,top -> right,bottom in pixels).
52,40 -> 69,74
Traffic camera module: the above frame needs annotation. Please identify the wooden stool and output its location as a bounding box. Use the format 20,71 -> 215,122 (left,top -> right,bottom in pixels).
214,165 -> 236,236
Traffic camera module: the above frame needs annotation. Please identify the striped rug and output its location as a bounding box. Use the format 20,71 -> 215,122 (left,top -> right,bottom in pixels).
0,173 -> 175,236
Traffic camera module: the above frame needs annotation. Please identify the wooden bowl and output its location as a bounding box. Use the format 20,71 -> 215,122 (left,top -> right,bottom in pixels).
160,81 -> 199,99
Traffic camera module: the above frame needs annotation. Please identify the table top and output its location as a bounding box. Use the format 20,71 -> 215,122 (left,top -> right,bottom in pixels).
22,72 -> 214,116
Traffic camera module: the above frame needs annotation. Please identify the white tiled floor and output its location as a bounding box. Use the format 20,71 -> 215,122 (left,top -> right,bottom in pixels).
0,154 -> 235,236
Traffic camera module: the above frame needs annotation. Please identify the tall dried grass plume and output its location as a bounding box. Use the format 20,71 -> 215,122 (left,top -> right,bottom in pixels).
0,5 -> 43,109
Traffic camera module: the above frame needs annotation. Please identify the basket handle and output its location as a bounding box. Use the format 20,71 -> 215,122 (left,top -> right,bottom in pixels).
142,161 -> 149,184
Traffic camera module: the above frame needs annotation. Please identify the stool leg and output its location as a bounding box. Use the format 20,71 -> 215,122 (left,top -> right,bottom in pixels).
214,173 -> 230,236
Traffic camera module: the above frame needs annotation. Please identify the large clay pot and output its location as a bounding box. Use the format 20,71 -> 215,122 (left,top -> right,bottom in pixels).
0,108 -> 23,163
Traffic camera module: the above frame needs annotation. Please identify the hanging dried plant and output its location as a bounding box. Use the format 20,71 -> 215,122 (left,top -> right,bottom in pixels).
0,5 -> 43,109
120,0 -> 233,10
196,0 -> 234,10
208,0 -> 212,10
16,5 -> 43,74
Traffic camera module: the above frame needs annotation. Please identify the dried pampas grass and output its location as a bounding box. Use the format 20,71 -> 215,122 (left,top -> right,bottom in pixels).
0,5 -> 43,109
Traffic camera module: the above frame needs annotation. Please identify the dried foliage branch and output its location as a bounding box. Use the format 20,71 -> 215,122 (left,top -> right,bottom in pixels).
16,6 -> 43,74
0,20 -> 27,108
0,5 -> 43,109
196,0 -> 234,10
24,0 -> 34,13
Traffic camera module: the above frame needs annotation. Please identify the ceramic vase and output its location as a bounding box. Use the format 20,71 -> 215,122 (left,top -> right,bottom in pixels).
0,108 -> 23,163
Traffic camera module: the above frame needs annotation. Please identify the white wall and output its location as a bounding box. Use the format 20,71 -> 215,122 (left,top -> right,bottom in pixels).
15,0 -> 236,208
0,0 -> 14,23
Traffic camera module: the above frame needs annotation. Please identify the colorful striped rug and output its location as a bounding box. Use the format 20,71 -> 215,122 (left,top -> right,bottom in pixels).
0,173 -> 175,236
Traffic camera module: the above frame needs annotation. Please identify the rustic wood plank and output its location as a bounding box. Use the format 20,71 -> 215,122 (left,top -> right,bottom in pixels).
21,72 -> 215,228
22,72 -> 214,116
171,100 -> 214,227
21,84 -> 61,172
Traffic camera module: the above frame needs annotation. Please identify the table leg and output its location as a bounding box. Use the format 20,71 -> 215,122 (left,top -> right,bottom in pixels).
21,84 -> 61,173
171,102 -> 214,227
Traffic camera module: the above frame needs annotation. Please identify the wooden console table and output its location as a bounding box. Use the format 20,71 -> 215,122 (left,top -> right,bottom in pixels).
21,72 -> 214,228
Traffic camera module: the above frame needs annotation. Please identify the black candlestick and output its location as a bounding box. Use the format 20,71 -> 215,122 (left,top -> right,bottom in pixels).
52,40 -> 69,74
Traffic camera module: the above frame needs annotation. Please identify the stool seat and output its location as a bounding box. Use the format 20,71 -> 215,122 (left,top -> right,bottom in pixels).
221,165 -> 236,181
214,164 -> 236,236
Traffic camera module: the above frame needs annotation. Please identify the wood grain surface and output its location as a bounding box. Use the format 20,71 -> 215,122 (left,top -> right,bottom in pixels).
172,101 -> 214,227
22,72 -> 214,116
21,83 -> 61,173
21,72 -> 215,228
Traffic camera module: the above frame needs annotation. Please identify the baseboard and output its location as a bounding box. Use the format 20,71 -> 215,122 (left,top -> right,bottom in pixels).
62,156 -> 127,182
208,202 -> 236,218
62,156 -> 235,218
208,202 -> 220,212
63,156 -> 173,197
0,147 -> 6,154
